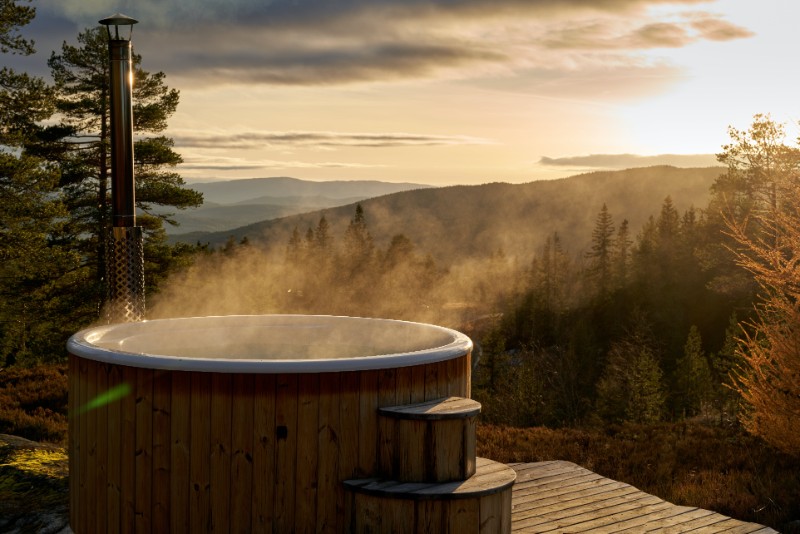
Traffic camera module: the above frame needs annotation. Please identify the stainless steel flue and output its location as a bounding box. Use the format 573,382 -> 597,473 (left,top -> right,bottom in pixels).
100,13 -> 145,322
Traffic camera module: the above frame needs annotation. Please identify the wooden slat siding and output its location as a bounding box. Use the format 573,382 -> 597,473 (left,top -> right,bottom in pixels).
68,355 -> 76,532
431,419 -> 466,481
231,374 -> 255,534
337,371 -> 360,530
67,354 -> 83,528
170,371 -> 191,534
417,499 -> 446,534
357,370 -> 378,477
317,373 -> 341,533
209,373 -> 232,534
423,363 -> 440,401
85,358 -> 97,533
295,373 -> 319,533
120,365 -> 137,534
377,368 -> 397,478
410,364 -> 427,403
151,370 -> 171,533
480,492 -> 507,534
135,368 -> 154,534
274,373 -> 298,531
450,498 -> 480,534
251,374 -> 276,534
107,363 -> 123,534
190,372 -> 211,533
395,365 -> 413,406
399,419 -> 425,482
95,364 -> 109,534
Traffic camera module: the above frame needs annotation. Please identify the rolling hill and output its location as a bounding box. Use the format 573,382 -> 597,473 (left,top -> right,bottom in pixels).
173,166 -> 724,264
164,177 -> 430,234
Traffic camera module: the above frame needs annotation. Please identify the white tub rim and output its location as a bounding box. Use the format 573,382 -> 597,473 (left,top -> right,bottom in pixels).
67,314 -> 473,373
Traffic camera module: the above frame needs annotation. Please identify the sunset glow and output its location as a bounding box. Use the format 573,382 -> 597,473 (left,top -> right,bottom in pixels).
17,0 -> 799,185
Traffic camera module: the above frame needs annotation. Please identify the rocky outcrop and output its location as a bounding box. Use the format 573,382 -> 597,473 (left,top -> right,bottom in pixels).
0,434 -> 70,534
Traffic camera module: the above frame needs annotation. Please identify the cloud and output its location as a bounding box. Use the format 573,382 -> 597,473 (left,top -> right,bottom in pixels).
178,153 -> 384,172
539,153 -> 719,168
30,0 -> 752,90
173,130 -> 494,149
689,16 -> 755,41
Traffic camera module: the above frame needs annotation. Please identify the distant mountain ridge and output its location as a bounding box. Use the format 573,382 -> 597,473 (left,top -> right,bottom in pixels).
166,177 -> 430,234
174,166 -> 724,265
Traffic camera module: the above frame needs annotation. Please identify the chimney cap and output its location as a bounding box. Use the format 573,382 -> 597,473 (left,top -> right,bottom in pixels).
99,13 -> 138,40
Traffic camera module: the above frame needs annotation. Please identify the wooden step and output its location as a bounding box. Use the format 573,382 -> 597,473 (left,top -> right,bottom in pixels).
344,457 -> 515,534
378,396 -> 480,482
378,396 -> 482,420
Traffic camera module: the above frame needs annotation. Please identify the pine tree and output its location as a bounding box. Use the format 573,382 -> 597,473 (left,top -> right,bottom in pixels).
674,325 -> 713,418
586,204 -> 614,299
42,27 -> 202,307
0,1 -> 86,364
596,316 -> 665,424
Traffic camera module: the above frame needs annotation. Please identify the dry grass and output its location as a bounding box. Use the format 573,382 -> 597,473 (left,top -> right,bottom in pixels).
0,364 -> 68,445
477,421 -> 800,532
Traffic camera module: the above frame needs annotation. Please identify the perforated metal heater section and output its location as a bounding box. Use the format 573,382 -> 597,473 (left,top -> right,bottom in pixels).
106,226 -> 145,322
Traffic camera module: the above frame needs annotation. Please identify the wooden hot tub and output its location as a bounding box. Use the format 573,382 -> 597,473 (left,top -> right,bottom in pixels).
67,315 -> 473,533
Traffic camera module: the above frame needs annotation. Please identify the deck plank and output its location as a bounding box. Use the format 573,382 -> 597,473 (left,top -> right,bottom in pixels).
509,462 -> 778,534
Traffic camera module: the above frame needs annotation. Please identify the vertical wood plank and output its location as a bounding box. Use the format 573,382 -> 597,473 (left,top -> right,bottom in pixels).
274,373 -> 298,531
479,492 -> 503,534
68,355 -> 79,532
95,364 -> 109,534
395,365 -> 412,406
337,372 -> 360,526
316,373 -> 340,533
231,374 -> 254,534
86,360 -> 97,534
449,499 -> 479,534
135,368 -> 154,534
462,352 -> 472,398
190,372 -> 211,533
209,373 -> 232,534
106,364 -> 123,534
357,370 -> 378,477
424,362 -> 440,401
377,369 -> 397,479
170,371 -> 191,534
151,371 -> 171,534
120,365 -> 136,534
251,374 -> 276,534
295,373 -> 319,533
410,364 -> 426,403
499,486 -> 512,534
416,499 -> 445,534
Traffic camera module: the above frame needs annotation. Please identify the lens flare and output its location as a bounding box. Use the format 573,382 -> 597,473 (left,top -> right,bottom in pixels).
76,383 -> 132,415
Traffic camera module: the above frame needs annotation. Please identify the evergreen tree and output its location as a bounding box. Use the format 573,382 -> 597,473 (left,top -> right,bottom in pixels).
342,203 -> 374,274
0,1 -> 86,364
585,204 -> 614,299
596,316 -> 665,424
674,325 -> 713,418
42,27 -> 202,308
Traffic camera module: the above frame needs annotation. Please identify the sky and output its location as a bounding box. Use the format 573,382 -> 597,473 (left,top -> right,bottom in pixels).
10,0 -> 800,185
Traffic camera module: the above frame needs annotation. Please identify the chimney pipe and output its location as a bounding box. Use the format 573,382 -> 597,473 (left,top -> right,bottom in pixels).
100,13 -> 145,322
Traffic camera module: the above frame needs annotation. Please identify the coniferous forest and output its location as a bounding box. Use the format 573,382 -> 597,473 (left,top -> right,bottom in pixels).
2,3 -> 800,531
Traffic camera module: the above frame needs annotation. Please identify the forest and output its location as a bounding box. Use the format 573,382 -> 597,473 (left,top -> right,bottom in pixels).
2,3 -> 800,530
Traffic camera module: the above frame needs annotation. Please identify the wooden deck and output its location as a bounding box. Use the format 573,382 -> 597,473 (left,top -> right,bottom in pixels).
509,461 -> 777,533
